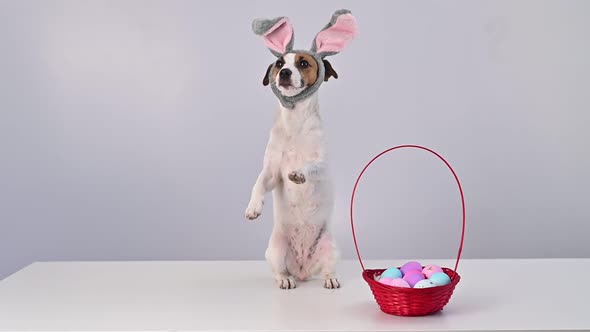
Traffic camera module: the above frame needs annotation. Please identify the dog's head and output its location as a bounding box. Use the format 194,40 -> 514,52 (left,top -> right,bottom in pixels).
253,10 -> 357,107
263,52 -> 339,97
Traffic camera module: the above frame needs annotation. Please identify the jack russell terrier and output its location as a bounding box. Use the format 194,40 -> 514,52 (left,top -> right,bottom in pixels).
245,10 -> 357,289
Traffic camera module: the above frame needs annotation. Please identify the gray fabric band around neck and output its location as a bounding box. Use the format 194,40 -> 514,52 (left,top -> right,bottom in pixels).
269,50 -> 325,109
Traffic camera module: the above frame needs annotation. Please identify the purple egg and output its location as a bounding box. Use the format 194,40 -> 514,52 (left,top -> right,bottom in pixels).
403,270 -> 423,277
400,261 -> 422,275
403,272 -> 425,287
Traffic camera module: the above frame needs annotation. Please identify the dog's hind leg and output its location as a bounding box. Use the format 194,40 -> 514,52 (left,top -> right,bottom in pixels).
265,229 -> 296,289
314,231 -> 341,289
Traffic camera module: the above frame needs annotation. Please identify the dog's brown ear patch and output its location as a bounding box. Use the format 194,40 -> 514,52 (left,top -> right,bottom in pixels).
262,63 -> 273,86
323,60 -> 338,81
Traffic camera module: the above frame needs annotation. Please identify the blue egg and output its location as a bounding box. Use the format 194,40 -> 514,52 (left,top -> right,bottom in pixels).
429,272 -> 451,286
380,267 -> 402,279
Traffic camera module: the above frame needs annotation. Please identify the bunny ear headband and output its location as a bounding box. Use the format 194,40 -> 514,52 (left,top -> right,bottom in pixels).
252,9 -> 358,109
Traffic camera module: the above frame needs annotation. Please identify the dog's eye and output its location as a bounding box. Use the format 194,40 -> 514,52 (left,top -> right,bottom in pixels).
299,60 -> 309,68
275,60 -> 284,68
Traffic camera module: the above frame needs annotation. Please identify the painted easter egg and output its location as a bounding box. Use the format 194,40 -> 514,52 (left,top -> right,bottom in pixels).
413,279 -> 437,289
403,269 -> 424,277
403,272 -> 425,287
380,267 -> 402,279
389,278 -> 410,288
422,265 -> 443,278
400,261 -> 422,275
429,272 -> 452,286
378,277 -> 394,285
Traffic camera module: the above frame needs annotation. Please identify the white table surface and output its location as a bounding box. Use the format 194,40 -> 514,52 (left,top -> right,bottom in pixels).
0,259 -> 588,332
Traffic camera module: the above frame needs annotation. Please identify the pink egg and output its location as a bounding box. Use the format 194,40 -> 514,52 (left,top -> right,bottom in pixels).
403,272 -> 425,287
400,261 -> 422,275
422,265 -> 443,278
378,277 -> 394,285
389,278 -> 410,288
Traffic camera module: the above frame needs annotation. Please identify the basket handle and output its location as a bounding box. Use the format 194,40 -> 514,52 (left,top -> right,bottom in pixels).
350,145 -> 466,279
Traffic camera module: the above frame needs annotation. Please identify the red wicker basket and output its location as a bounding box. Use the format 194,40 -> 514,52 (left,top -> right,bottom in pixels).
350,145 -> 466,317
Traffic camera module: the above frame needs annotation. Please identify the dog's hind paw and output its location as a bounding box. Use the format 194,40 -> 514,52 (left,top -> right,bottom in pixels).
277,277 -> 296,289
324,278 -> 340,289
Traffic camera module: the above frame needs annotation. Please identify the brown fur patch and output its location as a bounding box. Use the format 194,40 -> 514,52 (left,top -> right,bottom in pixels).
295,53 -> 318,87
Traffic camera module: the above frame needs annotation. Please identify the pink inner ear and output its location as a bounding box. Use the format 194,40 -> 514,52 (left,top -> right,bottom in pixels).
315,13 -> 357,54
263,18 -> 293,54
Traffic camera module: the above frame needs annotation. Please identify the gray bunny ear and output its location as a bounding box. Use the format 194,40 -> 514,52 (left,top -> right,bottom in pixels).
310,9 -> 358,58
252,16 -> 294,57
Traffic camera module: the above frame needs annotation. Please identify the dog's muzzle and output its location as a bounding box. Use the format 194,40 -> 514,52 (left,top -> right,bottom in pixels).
278,69 -> 292,87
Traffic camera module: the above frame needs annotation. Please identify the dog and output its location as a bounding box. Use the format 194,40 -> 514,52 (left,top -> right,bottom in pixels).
245,10 -> 357,289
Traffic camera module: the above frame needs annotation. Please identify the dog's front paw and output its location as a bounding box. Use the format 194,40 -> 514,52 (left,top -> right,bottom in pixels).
276,276 -> 296,289
324,278 -> 340,289
244,200 -> 263,220
288,171 -> 306,184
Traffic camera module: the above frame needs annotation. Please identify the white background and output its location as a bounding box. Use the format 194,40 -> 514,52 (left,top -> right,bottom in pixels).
1,0 -> 588,279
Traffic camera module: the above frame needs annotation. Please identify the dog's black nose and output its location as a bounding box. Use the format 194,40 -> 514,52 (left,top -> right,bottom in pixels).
279,68 -> 292,78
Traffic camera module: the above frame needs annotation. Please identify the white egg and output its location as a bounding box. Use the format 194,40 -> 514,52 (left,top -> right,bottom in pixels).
413,279 -> 437,288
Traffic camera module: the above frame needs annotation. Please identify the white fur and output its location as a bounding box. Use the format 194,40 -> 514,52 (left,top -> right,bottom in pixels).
245,89 -> 340,290
275,53 -> 305,97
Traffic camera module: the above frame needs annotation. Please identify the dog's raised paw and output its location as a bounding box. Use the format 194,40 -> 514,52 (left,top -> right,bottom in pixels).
288,171 -> 306,184
245,208 -> 260,220
277,277 -> 296,289
244,200 -> 263,220
324,278 -> 340,289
